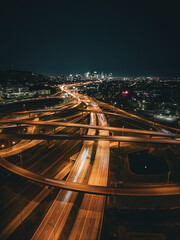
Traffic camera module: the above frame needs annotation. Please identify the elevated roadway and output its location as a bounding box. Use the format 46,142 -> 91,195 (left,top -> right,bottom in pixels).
7,107 -> 180,133
1,83 -> 180,239
0,114 -> 86,158
32,111 -> 97,240
0,119 -> 179,138
5,99 -> 82,117
0,162 -> 74,240
1,156 -> 180,196
95,99 -> 180,133
69,112 -> 110,240
0,133 -> 180,145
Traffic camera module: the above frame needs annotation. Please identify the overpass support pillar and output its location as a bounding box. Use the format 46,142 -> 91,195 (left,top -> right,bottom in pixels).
18,153 -> 23,168
118,141 -> 120,151
80,128 -> 83,135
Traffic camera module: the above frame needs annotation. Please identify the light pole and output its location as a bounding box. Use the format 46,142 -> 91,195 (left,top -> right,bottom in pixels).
19,153 -> 23,168
168,170 -> 171,183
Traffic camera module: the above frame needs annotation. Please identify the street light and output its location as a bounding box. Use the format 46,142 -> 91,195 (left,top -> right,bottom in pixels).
18,153 -> 23,168
167,170 -> 171,183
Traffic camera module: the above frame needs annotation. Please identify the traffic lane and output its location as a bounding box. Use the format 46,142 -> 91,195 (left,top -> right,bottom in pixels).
0,112 -> 87,158
97,100 -> 180,133
0,161 -> 75,239
69,124 -> 110,239
0,133 -> 180,145
0,133 -> 82,231
2,155 -> 180,196
69,194 -> 105,240
32,112 -> 97,239
0,114 -> 87,217
1,119 -> 180,138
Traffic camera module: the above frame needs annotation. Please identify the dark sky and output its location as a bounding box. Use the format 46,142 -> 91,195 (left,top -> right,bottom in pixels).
0,0 -> 180,76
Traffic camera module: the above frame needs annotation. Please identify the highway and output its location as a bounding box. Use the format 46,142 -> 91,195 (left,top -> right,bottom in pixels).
0,133 -> 180,144
0,162 -> 73,240
69,111 -> 110,240
0,97 -> 80,117
1,119 -> 180,138
0,113 -> 86,158
2,153 -> 180,196
0,83 -> 180,239
0,111 -> 87,238
10,99 -> 81,115
2,97 -> 110,239
33,99 -> 110,240
95,99 -> 180,133
0,118 -> 38,157
32,110 -> 97,240
8,103 -> 179,133
0,93 -> 179,199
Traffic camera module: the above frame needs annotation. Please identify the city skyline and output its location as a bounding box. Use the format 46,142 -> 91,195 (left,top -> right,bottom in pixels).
1,69 -> 180,79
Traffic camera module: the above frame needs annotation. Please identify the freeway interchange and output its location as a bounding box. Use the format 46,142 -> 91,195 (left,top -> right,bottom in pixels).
0,83 -> 180,239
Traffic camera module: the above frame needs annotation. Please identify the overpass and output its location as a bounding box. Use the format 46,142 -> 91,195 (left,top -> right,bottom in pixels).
94,99 -> 180,133
0,119 -> 179,138
1,156 -> 180,197
9,104 -> 180,133
1,82 -> 179,239
0,133 -> 180,144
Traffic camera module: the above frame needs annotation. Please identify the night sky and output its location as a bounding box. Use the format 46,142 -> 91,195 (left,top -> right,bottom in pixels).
0,0 -> 180,76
